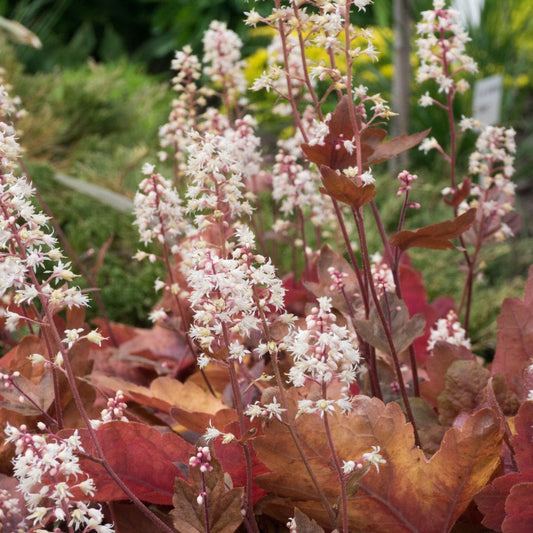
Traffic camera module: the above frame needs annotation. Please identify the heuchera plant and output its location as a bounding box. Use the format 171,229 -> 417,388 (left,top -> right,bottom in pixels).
0,1 -> 531,532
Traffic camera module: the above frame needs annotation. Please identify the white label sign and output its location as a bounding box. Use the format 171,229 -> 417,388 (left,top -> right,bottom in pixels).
473,75 -> 503,125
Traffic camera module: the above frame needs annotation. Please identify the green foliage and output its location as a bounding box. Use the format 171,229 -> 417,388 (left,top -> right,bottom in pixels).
12,58 -> 170,192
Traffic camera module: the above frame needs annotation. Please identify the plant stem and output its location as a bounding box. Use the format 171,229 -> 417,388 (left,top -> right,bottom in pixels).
201,470 -> 211,533
353,208 -> 421,447
322,400 -> 349,532
226,362 -> 260,533
269,350 -> 338,527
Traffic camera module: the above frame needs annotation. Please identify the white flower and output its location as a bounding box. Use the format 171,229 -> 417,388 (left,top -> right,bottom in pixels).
63,328 -> 84,349
362,445 -> 387,472
342,460 -> 357,475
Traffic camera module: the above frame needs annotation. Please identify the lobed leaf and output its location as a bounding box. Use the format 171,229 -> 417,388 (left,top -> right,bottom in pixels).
171,455 -> 244,533
253,391 -> 502,532
443,178 -> 472,207
91,374 -> 231,433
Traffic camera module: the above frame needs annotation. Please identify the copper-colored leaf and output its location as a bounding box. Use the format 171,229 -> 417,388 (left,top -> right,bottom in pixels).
319,165 -> 376,208
253,391 -> 502,532
111,502 -> 174,533
328,95 -> 354,139
366,128 -> 431,165
0,372 -> 54,416
0,334 -> 48,380
443,178 -> 472,207
171,455 -> 244,533
390,208 -> 476,251
63,421 -> 192,505
437,360 -> 490,426
361,127 -> 387,149
293,507 -> 325,533
91,375 -> 229,425
491,265 -> 533,400
353,293 -> 426,355
0,335 -> 56,416
419,342 -> 476,407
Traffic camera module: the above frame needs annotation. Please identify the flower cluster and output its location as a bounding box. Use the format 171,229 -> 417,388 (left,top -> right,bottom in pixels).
189,446 -> 213,506
4,423 -> 114,532
286,297 -> 360,416
416,0 -> 478,98
427,310 -> 470,352
91,390 -> 128,430
459,125 -> 517,244
158,46 -> 204,168
247,1 -> 387,115
370,253 -> 395,296
202,21 -> 247,110
0,487 -> 24,531
245,396 -> 286,422
184,130 -> 255,225
187,228 -> 286,369
272,149 -> 333,230
0,85 -> 88,332
133,164 -> 190,249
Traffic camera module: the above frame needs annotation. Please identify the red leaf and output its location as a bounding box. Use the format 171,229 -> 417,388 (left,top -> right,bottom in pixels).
319,165 -> 376,208
476,472 -> 528,531
64,421 -> 192,505
214,425 -> 269,504
390,208 -> 476,251
475,402 -> 533,530
512,401 -> 533,473
491,265 -> 533,399
502,482 -> 533,533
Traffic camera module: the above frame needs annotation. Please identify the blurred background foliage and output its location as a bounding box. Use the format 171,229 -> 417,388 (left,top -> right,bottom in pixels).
0,0 -> 531,348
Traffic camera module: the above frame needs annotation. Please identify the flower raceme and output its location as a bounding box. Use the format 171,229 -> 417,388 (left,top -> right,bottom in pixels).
0,84 -> 89,332
4,423 -> 114,532
416,0 -> 478,98
286,296 -> 361,415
